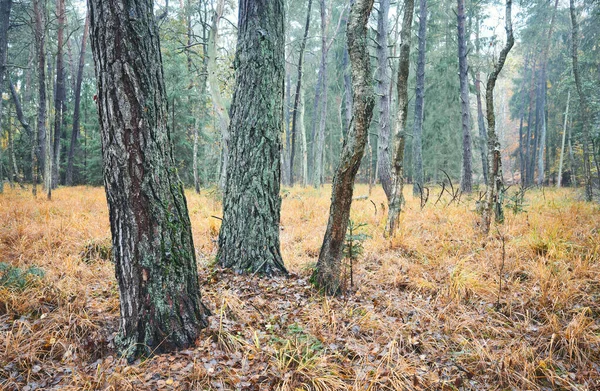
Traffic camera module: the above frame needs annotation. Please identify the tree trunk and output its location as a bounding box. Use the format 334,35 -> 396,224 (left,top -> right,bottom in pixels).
300,84 -> 308,186
376,0 -> 392,199
51,0 -> 66,188
311,0 -> 375,295
385,0 -> 413,236
0,0 -> 12,193
88,0 -> 209,359
412,0 -> 426,197
557,91 -> 570,188
66,14 -> 89,186
569,0 -> 593,201
217,0 -> 287,276
289,0 -> 313,186
524,58 -> 537,186
481,0 -> 513,234
457,0 -> 472,193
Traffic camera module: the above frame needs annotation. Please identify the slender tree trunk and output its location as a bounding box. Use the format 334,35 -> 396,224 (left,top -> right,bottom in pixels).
51,0 -> 66,188
311,0 -> 375,295
217,0 -> 287,276
66,14 -> 89,186
514,54 -> 530,185
481,0 -> 513,234
0,0 -> 12,193
300,85 -> 308,186
557,91 -> 570,188
412,0 -> 426,197
385,0 -> 414,236
376,0 -> 392,198
88,0 -> 209,359
342,32 -> 352,139
570,0 -> 593,201
457,0 -> 472,193
289,0 -> 313,186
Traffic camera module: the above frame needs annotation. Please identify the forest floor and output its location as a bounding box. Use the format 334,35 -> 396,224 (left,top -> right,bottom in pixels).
0,184 -> 599,391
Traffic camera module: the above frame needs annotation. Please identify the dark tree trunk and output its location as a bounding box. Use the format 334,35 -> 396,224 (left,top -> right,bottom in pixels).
311,0 -> 375,295
524,58 -> 537,186
482,0 -> 513,234
457,0 -> 472,193
51,0 -> 66,188
385,0 -> 413,236
0,0 -> 12,193
9,77 -> 33,139
569,0 -> 593,201
66,14 -> 89,186
289,0 -> 313,186
217,0 -> 287,276
376,0 -> 392,199
88,0 -> 209,359
412,0 -> 426,197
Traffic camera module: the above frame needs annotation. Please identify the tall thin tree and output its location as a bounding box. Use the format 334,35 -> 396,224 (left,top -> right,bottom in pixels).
412,0 -> 426,197
457,0 -> 472,193
376,0 -> 392,198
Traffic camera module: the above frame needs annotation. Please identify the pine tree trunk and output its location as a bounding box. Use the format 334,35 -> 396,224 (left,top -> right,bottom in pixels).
0,0 -> 12,193
376,0 -> 392,199
88,0 -> 209,359
385,0 -> 413,236
300,85 -> 308,186
412,0 -> 426,197
66,14 -> 89,186
557,90 -> 570,188
311,0 -> 375,295
457,0 -> 472,193
51,0 -> 66,188
217,0 -> 287,276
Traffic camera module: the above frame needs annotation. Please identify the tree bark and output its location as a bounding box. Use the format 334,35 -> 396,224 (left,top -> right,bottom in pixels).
66,14 -> 90,186
557,90 -> 570,188
412,0 -> 426,197
88,0 -> 209,359
311,0 -> 375,295
481,0 -> 513,234
457,0 -> 472,193
289,0 -> 313,186
51,0 -> 66,188
376,0 -> 392,199
385,0 -> 413,236
0,0 -> 12,193
569,0 -> 593,201
217,0 -> 287,276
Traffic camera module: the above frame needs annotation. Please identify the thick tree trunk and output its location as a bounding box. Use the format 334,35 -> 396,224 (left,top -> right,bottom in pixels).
66,15 -> 89,186
569,0 -> 593,201
557,90 -> 570,188
412,0 -> 426,197
457,0 -> 472,193
88,0 -> 209,359
51,0 -> 66,188
481,0 -> 513,234
385,0 -> 413,236
311,0 -> 374,295
289,0 -> 313,186
376,0 -> 392,199
217,0 -> 287,276
9,77 -> 33,139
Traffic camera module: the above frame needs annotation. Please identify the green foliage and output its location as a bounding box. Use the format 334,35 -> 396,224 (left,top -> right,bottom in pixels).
342,220 -> 369,289
505,186 -> 529,215
0,262 -> 45,291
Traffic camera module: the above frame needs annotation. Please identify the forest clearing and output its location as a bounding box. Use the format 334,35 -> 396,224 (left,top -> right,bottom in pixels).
1,185 -> 598,390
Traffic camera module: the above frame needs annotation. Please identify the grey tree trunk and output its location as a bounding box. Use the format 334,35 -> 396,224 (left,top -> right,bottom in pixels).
569,0 -> 593,201
481,0 -> 513,234
217,0 -> 287,276
88,0 -> 209,359
311,0 -> 375,295
376,0 -> 392,199
412,0 -> 426,197
457,0 -> 472,193
385,0 -> 413,236
299,85 -> 308,186
66,14 -> 89,186
557,90 -> 570,188
51,0 -> 66,188
0,0 -> 12,193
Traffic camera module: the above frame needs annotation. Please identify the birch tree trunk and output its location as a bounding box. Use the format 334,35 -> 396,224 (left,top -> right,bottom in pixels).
88,0 -> 209,359
412,0 -> 426,197
376,0 -> 392,199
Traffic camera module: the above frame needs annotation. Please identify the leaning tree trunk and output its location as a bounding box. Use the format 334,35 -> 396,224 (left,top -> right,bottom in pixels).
457,0 -> 472,193
0,0 -> 12,194
376,0 -> 392,199
88,0 -> 210,359
311,0 -> 375,295
385,0 -> 414,236
481,0 -> 514,234
217,0 -> 287,276
66,14 -> 89,186
569,0 -> 593,201
412,0 -> 426,197
51,0 -> 66,188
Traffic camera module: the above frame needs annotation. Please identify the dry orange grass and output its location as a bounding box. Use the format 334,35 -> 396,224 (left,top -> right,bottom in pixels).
0,184 -> 599,390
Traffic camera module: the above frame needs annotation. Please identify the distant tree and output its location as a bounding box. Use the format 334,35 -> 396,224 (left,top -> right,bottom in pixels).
88,0 -> 210,358
217,0 -> 287,275
311,0 -> 375,294
457,0 -> 472,193
412,0 -> 427,197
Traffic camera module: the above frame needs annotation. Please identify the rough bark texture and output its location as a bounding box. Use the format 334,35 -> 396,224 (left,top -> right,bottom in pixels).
376,0 -> 392,199
9,77 -> 34,139
88,0 -> 209,359
457,0 -> 472,193
289,0 -> 313,186
66,15 -> 90,186
482,0 -> 513,234
385,0 -> 413,236
569,0 -> 593,201
311,0 -> 375,295
0,0 -> 12,192
217,0 -> 287,276
52,0 -> 66,188
412,0 -> 426,197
